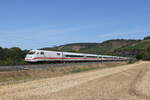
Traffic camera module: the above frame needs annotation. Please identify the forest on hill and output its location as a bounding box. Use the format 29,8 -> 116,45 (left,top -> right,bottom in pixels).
0,36 -> 150,65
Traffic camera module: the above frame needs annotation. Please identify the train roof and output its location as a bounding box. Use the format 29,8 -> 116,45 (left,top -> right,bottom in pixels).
29,49 -> 127,58
30,50 -> 99,56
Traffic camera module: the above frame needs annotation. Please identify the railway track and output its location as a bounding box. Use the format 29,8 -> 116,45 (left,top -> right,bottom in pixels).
0,62 -> 98,71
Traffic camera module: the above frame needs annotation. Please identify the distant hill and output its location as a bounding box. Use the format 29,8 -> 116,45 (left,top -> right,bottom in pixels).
41,39 -> 142,56
41,36 -> 150,59
114,40 -> 150,57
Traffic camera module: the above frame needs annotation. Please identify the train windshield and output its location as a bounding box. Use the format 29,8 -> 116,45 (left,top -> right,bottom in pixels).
28,51 -> 36,55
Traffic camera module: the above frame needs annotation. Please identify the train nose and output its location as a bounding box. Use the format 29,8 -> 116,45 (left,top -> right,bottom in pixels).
25,55 -> 34,61
26,55 -> 33,59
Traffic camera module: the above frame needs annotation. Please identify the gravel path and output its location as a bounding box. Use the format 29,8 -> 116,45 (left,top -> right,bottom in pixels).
0,61 -> 149,100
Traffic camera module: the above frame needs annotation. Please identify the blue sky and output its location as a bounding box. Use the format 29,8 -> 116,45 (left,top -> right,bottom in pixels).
0,0 -> 150,49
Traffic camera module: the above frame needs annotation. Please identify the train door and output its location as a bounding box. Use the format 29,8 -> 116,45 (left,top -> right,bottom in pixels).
40,51 -> 45,61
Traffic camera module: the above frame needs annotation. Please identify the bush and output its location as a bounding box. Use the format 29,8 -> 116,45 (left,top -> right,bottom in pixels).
0,47 -> 28,65
144,36 -> 150,40
136,51 -> 150,60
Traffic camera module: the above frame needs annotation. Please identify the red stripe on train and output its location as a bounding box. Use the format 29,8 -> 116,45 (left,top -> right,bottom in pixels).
32,57 -> 99,60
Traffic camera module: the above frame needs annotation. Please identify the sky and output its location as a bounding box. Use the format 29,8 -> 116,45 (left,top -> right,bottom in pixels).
0,0 -> 150,49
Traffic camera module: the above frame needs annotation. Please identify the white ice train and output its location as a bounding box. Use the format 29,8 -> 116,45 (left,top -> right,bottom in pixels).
25,50 -> 128,62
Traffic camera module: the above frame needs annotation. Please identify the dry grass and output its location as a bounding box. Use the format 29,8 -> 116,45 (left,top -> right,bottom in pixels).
0,61 -> 145,100
0,62 -> 127,85
45,61 -> 150,100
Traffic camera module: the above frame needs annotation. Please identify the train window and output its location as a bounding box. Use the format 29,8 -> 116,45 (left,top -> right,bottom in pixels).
65,55 -> 84,58
37,52 -> 39,55
28,51 -> 35,55
103,57 -> 108,58
57,53 -> 61,56
86,56 -> 97,58
41,52 -> 44,55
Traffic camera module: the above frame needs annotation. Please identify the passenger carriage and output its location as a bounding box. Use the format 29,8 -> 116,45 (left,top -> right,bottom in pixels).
25,50 -> 128,62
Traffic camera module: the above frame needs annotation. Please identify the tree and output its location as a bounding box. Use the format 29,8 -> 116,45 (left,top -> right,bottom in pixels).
0,47 -> 28,65
0,47 -> 5,60
136,53 -> 143,60
144,36 -> 150,40
147,47 -> 150,52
